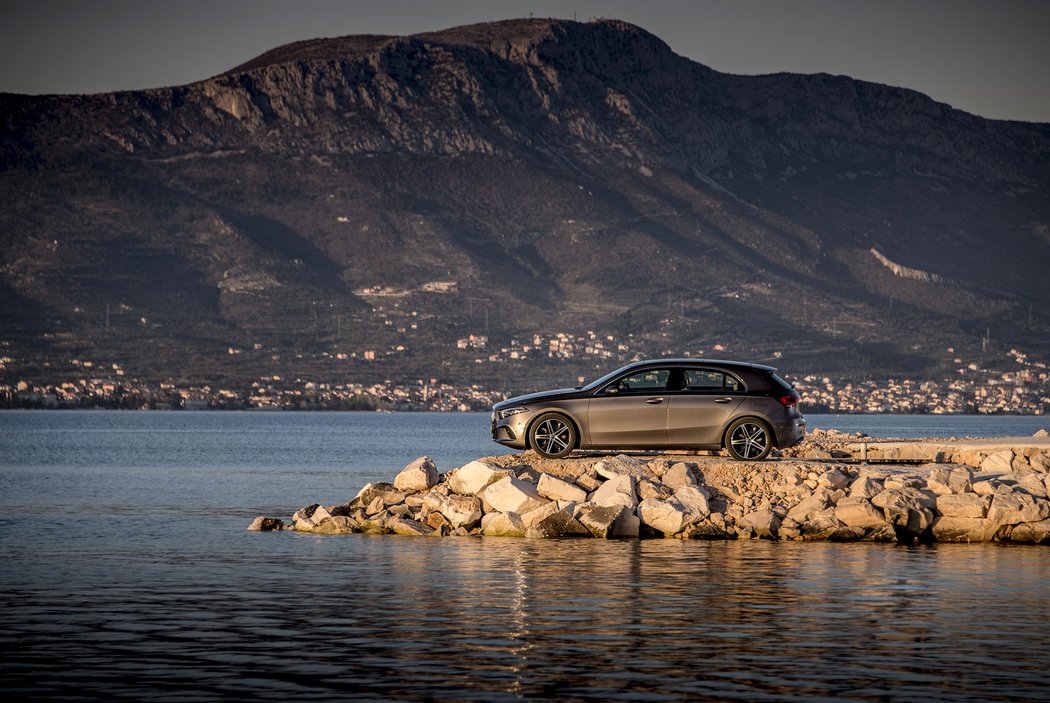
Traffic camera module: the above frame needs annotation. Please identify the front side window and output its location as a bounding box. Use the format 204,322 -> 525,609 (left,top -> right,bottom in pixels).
614,369 -> 670,393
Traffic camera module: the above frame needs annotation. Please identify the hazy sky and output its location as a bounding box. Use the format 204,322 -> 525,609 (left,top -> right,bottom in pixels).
2,0 -> 1047,122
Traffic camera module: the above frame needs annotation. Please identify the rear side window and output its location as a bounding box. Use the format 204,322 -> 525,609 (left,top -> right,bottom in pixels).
684,369 -> 744,392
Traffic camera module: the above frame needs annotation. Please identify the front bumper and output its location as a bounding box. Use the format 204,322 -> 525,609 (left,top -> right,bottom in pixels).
490,410 -> 532,450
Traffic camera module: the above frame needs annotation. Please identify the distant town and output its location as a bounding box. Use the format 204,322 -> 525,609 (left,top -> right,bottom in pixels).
2,328 -> 1047,414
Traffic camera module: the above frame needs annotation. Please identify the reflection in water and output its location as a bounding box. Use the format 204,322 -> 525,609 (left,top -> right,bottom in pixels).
3,533 -> 1049,701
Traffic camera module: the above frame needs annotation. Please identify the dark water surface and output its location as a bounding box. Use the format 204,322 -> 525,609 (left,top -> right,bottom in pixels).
2,411 -> 1049,701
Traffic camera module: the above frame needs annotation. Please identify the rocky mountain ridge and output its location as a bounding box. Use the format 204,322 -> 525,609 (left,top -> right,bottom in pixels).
2,18 -> 1049,389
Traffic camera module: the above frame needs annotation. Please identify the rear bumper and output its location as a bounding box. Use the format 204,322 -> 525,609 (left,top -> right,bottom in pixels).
773,416 -> 806,449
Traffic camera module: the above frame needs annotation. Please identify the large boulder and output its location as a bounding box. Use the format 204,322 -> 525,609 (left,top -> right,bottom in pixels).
817,469 -> 850,491
787,489 -> 832,522
801,511 -> 842,540
448,460 -> 509,495
537,473 -> 587,502
393,456 -> 439,492
424,492 -> 482,528
578,504 -> 628,539
391,518 -> 435,536
247,516 -> 284,531
674,485 -> 711,519
834,497 -> 886,529
925,468 -> 954,496
737,509 -> 782,539
352,482 -> 405,509
311,516 -> 358,534
525,507 -> 592,538
848,475 -> 883,499
437,494 -> 484,529
1017,474 -> 1048,498
483,476 -> 548,514
873,488 -> 936,539
638,498 -> 688,535
988,492 -> 1050,526
1009,519 -> 1050,544
520,501 -> 562,529
481,511 -> 526,537
638,479 -> 673,501
936,493 -> 991,519
590,473 -> 638,509
593,454 -> 654,480
981,450 -> 1014,474
661,462 -> 699,490
947,467 -> 974,494
932,516 -> 998,542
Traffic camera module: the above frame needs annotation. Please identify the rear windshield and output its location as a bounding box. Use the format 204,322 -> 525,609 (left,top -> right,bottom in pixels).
770,372 -> 794,391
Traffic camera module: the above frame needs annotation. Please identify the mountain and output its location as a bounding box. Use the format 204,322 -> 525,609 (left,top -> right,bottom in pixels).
2,18 -> 1049,392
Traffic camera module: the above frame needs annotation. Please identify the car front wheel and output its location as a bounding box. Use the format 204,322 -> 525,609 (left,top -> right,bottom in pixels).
529,413 -> 577,459
725,418 -> 773,461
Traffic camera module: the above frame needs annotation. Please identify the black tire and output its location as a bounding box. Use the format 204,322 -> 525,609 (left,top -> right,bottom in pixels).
528,412 -> 577,459
725,418 -> 773,461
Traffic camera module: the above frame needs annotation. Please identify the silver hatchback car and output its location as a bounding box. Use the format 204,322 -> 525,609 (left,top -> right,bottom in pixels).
491,359 -> 805,460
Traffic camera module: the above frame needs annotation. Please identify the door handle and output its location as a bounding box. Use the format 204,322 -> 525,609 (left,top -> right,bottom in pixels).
645,397 -> 664,404
714,397 -> 733,404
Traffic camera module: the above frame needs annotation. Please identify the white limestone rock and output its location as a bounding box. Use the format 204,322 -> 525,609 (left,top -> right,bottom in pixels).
787,489 -> 832,522
981,450 -> 1014,474
1010,519 -> 1050,544
936,493 -> 992,519
594,454 -> 654,480
988,492 -> 1050,527
737,509 -> 782,539
247,516 -> 284,531
1017,473 -> 1048,499
393,456 -> 440,492
834,497 -> 886,529
638,498 -> 688,535
525,507 -> 592,539
537,473 -> 587,502
932,516 -> 998,542
483,476 -> 549,515
481,511 -> 526,537
392,518 -> 435,536
577,504 -> 628,539
637,479 -> 673,501
817,469 -> 850,491
590,473 -> 638,509
448,460 -> 509,495
661,462 -> 699,490
674,485 -> 711,519
849,475 -> 883,499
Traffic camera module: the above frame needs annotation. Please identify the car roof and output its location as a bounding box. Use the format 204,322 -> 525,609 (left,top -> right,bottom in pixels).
618,358 -> 778,373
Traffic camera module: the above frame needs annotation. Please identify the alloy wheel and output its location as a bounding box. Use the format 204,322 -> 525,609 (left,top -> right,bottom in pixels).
730,422 -> 770,460
533,416 -> 572,457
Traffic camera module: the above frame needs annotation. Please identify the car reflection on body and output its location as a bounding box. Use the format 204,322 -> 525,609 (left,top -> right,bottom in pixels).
490,359 -> 805,460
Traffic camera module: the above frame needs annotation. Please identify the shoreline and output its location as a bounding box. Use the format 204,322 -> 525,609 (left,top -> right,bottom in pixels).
251,430 -> 1050,545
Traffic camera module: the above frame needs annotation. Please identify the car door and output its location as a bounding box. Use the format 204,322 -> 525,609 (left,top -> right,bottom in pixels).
666,369 -> 746,446
586,368 -> 670,448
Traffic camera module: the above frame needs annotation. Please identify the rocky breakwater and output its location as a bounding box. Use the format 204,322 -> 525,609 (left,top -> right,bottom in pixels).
248,450 -> 1050,545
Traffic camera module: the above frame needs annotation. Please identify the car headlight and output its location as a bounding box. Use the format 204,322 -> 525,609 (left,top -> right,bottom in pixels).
497,406 -> 530,420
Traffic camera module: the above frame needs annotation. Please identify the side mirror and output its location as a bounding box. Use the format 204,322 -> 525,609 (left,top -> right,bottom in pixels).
604,386 -> 620,396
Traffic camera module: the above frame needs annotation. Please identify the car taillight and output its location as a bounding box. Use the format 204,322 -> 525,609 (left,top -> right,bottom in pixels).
778,394 -> 798,407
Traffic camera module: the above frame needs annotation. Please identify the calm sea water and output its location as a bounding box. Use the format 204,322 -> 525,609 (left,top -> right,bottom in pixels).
2,411 -> 1049,701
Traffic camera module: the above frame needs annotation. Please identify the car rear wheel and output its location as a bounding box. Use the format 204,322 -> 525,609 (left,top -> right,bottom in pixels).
725,418 -> 773,461
529,413 -> 577,459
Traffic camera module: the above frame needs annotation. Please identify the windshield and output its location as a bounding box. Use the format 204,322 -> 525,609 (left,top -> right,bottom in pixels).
580,364 -> 635,391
